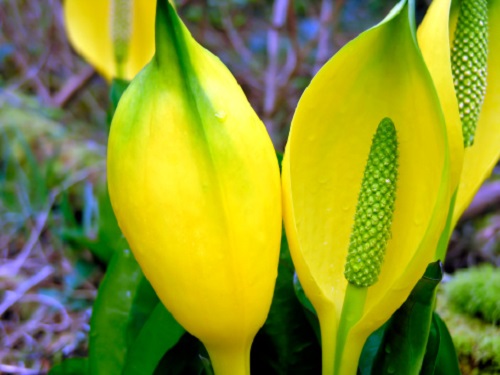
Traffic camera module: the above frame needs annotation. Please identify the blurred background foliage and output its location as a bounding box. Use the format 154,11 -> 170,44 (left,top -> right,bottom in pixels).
0,0 -> 499,374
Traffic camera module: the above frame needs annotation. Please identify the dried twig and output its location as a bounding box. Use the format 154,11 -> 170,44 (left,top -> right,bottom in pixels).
313,0 -> 334,73
10,51 -> 52,103
277,4 -> 299,88
460,181 -> 500,221
0,364 -> 42,375
0,211 -> 50,279
218,3 -> 253,64
264,0 -> 290,139
52,66 -> 96,107
277,43 -> 298,88
0,265 -> 54,316
21,293 -> 72,331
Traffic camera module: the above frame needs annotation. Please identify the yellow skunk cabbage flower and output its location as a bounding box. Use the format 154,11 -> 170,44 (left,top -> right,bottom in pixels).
107,1 -> 281,375
64,0 -> 155,80
418,0 -> 500,233
282,0 -> 451,374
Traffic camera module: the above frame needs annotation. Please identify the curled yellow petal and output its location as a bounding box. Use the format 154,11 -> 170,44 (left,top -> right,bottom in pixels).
64,0 -> 155,80
418,0 -> 464,197
419,0 -> 500,228
282,0 -> 451,373
455,0 -> 500,223
107,2 -> 281,374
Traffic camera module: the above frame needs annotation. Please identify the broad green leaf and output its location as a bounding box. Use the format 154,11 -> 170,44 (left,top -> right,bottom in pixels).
420,312 -> 441,375
48,358 -> 88,375
122,302 -> 185,375
370,262 -> 443,375
357,321 -> 387,375
94,186 -> 127,263
359,272 -> 460,375
426,313 -> 461,375
89,248 -> 158,374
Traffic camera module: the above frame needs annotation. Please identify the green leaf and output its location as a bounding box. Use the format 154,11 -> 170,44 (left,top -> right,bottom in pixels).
94,186 -> 127,263
122,302 -> 185,375
89,248 -> 159,375
422,313 -> 460,375
420,312 -> 441,375
108,78 -> 130,125
359,276 -> 460,375
48,358 -> 88,375
358,321 -> 387,375
368,261 -> 443,375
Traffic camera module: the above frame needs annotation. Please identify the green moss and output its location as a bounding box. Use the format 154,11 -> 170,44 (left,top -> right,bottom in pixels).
445,265 -> 500,324
436,266 -> 500,374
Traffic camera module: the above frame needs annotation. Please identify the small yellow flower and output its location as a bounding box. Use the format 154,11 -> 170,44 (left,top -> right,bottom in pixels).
107,2 -> 281,374
282,0 -> 451,373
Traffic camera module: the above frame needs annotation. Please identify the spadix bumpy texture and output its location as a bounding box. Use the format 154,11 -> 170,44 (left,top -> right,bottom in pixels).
282,0 -> 452,372
345,118 -> 398,287
451,0 -> 488,146
107,2 -> 281,374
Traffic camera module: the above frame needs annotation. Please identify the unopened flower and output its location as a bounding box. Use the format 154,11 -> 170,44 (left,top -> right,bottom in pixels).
107,2 -> 282,374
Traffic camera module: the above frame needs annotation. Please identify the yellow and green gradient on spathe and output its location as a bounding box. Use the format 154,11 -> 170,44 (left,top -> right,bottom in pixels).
282,0 -> 451,373
107,2 -> 281,375
418,0 -> 498,255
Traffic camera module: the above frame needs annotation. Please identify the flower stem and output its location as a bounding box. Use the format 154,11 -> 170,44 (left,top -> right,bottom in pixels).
334,283 -> 368,375
206,344 -> 251,375
317,306 -> 338,375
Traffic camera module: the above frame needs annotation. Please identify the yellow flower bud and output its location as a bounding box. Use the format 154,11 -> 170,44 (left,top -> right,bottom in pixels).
107,2 -> 282,374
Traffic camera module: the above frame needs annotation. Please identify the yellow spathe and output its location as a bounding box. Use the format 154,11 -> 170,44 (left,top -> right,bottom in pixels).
419,0 -> 500,226
455,0 -> 500,223
64,0 -> 155,80
282,0 -> 451,373
107,2 -> 281,375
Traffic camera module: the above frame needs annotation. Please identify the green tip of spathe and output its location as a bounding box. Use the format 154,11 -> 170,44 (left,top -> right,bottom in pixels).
344,117 -> 398,288
154,0 -> 187,70
451,0 -> 488,148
